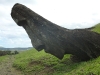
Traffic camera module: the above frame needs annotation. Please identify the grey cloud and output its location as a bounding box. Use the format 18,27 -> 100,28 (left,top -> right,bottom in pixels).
0,37 -> 32,48
0,0 -> 36,4
0,1 -> 33,47
0,0 -> 100,47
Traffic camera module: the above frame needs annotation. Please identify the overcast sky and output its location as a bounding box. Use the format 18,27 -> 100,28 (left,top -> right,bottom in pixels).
0,0 -> 100,48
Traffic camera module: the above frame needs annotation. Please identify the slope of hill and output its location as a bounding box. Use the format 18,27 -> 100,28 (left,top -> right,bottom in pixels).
13,49 -> 100,75
13,23 -> 100,75
92,23 -> 100,33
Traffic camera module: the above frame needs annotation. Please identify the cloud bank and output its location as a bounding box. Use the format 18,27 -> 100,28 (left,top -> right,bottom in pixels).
0,0 -> 100,47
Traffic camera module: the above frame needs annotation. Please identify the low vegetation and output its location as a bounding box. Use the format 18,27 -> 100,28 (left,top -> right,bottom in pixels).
13,23 -> 100,75
13,49 -> 100,75
0,50 -> 19,56
0,50 -> 19,63
0,55 -> 7,63
92,23 -> 100,33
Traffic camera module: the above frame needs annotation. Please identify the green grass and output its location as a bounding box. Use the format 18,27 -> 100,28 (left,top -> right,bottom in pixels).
0,55 -> 7,63
92,23 -> 100,33
13,49 -> 71,75
13,23 -> 100,75
13,49 -> 100,75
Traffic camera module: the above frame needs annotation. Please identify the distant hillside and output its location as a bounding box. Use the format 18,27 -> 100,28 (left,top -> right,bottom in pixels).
0,47 -> 33,51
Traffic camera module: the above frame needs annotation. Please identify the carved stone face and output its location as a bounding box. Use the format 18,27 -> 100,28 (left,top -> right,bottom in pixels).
11,3 -> 29,26
11,3 -> 100,61
11,3 -> 65,59
11,3 -> 45,51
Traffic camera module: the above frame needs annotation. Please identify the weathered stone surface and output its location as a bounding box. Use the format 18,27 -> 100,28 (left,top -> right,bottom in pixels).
11,3 -> 100,61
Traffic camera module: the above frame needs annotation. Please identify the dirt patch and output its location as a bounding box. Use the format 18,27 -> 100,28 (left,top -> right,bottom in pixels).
38,66 -> 55,75
0,55 -> 24,75
29,60 -> 42,66
28,60 -> 55,75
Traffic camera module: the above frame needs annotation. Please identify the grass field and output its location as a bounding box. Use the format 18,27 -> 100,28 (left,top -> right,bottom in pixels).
13,23 -> 100,75
13,49 -> 100,75
0,55 -> 7,63
92,23 -> 100,33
